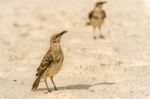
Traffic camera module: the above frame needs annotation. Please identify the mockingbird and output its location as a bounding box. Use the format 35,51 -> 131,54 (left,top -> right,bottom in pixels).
32,30 -> 67,92
87,1 -> 107,39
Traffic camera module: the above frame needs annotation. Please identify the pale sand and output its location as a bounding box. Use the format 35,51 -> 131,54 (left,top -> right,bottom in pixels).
0,0 -> 150,99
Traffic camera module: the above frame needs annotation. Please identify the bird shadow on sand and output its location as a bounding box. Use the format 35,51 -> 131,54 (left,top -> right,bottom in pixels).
36,82 -> 115,92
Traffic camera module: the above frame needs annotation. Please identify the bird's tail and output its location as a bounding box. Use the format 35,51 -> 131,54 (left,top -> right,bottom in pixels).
86,22 -> 91,25
31,77 -> 40,91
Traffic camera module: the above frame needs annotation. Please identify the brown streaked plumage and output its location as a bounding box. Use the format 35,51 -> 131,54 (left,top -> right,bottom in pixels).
32,30 -> 67,92
87,1 -> 107,39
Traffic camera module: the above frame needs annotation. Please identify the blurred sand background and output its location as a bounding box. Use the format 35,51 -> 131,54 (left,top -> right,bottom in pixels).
0,0 -> 150,99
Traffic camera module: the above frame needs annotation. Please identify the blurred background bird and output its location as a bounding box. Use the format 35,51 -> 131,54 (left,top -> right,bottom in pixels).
87,1 -> 107,39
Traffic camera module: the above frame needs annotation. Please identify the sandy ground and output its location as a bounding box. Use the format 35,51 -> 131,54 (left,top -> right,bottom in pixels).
0,0 -> 150,99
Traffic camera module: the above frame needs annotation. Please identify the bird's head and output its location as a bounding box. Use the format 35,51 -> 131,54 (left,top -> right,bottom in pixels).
95,1 -> 107,7
50,30 -> 67,44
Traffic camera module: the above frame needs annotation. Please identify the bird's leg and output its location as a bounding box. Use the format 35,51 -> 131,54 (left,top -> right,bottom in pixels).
93,27 -> 96,39
99,27 -> 104,39
44,79 -> 51,92
50,77 -> 57,90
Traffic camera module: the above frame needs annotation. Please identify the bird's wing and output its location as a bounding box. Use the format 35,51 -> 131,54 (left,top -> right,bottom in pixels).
102,10 -> 106,19
36,50 -> 53,77
89,10 -> 100,20
88,11 -> 94,20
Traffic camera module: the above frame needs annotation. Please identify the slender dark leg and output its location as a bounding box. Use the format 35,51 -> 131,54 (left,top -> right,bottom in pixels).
44,80 -> 51,92
93,27 -> 96,39
50,77 -> 57,90
99,27 -> 104,38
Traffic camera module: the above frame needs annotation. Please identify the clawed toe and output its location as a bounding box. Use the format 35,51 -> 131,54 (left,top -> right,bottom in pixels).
48,89 -> 51,92
99,35 -> 104,39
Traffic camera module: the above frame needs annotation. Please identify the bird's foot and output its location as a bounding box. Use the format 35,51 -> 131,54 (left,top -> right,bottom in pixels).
48,89 -> 52,92
99,35 -> 104,39
54,87 -> 57,90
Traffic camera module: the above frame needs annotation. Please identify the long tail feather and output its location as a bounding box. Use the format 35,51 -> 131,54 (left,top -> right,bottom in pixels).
32,77 -> 40,91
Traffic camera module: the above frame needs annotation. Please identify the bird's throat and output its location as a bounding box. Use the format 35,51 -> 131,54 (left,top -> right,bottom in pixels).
50,43 -> 62,52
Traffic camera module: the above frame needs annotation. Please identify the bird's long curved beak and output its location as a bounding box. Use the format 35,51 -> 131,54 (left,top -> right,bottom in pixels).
57,30 -> 68,37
